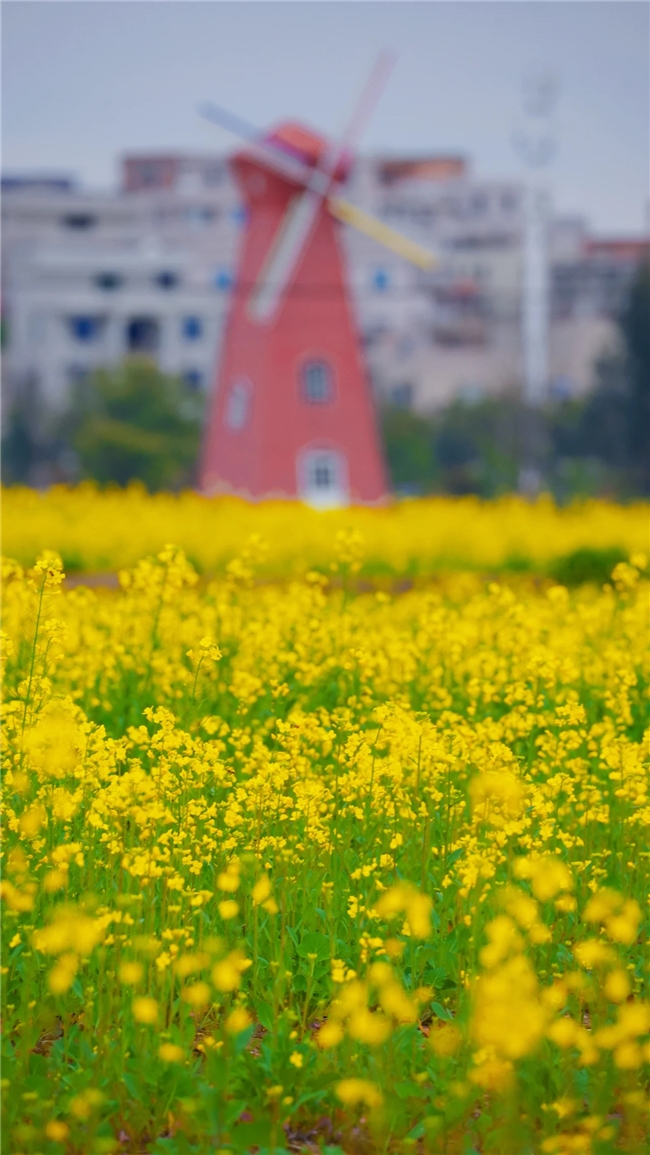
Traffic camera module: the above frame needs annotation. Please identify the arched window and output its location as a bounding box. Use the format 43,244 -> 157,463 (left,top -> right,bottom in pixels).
301,360 -> 333,404
297,448 -> 348,509
225,379 -> 252,430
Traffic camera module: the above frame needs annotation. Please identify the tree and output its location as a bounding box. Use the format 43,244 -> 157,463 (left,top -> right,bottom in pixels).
379,406 -> 436,493
65,360 -> 204,490
1,371 -> 55,486
1,398 -> 40,485
380,398 -> 527,497
622,260 -> 650,493
549,258 -> 650,497
430,398 -> 525,496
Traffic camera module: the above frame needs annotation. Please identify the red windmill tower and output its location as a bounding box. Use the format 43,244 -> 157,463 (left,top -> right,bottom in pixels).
199,55 -> 435,507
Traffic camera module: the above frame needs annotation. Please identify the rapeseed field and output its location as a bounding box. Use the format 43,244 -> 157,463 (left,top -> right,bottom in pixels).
3,485 -> 649,578
1,495 -> 649,1154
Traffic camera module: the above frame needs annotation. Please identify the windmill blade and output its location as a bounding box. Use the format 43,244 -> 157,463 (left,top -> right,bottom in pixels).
198,101 -> 263,147
199,102 -> 314,187
328,197 -> 437,270
248,190 -> 325,322
248,49 -> 397,324
330,48 -> 397,160
246,170 -> 328,324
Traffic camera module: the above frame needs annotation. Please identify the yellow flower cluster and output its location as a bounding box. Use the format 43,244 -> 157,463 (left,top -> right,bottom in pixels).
3,483 -> 648,575
1,533 -> 648,1153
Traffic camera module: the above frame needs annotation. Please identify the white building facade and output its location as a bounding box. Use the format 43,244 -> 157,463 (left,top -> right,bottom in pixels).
2,153 -> 643,430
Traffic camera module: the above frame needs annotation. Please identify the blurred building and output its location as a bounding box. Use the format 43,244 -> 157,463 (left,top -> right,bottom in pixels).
1,169 -> 239,421
2,157 -> 647,425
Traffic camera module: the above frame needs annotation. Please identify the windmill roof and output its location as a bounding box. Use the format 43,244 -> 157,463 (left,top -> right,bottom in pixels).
263,121 -> 351,180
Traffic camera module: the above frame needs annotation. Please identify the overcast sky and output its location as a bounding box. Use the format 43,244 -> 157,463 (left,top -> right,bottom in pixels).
2,1 -> 648,234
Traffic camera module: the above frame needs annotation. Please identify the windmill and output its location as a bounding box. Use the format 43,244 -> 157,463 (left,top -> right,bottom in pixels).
198,53 -> 436,507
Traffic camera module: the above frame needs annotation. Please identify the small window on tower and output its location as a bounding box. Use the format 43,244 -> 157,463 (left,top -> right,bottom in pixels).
301,360 -> 333,404
314,459 -> 333,488
225,379 -> 251,430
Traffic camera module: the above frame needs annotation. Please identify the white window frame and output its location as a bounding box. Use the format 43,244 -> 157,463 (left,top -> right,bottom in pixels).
297,447 -> 349,509
301,359 -> 333,404
225,378 -> 252,431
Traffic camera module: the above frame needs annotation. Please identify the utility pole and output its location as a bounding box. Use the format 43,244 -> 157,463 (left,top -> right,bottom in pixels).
521,183 -> 551,406
512,70 -> 559,491
513,70 -> 559,404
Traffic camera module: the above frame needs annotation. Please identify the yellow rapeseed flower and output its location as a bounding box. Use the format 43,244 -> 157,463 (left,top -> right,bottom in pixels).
132,997 -> 158,1024
225,1007 -> 252,1034
181,981 -> 211,1007
317,1021 -> 344,1049
44,1121 -> 69,1142
119,961 -> 144,985
212,950 -> 250,992
218,899 -> 239,920
336,1078 -> 383,1109
604,969 -> 631,1003
251,874 -> 272,905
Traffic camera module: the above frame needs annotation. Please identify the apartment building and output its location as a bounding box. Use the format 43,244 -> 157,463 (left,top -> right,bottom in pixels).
2,153 -> 645,428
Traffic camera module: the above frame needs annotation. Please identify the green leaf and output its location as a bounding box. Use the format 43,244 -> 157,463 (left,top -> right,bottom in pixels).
394,1080 -> 423,1099
296,931 -> 330,960
431,1002 -> 453,1021
122,1071 -> 143,1101
231,1119 -> 274,1151
406,1121 -> 427,1140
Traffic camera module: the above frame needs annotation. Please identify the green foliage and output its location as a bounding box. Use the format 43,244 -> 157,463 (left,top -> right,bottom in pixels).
1,373 -> 51,486
2,547 -> 649,1154
380,407 -> 437,493
66,359 -> 203,491
431,398 -> 524,496
621,259 -> 650,493
379,259 -> 650,500
535,259 -> 650,498
548,546 -> 628,587
1,406 -> 40,485
379,398 -> 528,498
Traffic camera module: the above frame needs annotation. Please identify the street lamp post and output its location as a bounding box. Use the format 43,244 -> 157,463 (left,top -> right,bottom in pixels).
512,70 -> 559,492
